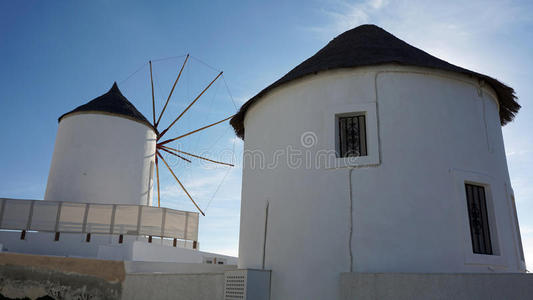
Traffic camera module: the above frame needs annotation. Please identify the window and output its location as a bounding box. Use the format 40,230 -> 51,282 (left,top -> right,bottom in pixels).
326,103 -> 379,168
465,183 -> 493,255
453,170 -> 502,265
338,114 -> 367,157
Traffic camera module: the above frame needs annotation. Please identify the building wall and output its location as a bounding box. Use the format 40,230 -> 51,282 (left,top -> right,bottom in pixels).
238,65 -> 525,300
340,272 -> 533,300
98,240 -> 238,265
0,231 -> 236,265
44,113 -> 156,206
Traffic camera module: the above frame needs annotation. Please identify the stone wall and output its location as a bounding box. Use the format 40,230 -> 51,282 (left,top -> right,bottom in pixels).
0,252 -> 233,300
0,253 -> 124,299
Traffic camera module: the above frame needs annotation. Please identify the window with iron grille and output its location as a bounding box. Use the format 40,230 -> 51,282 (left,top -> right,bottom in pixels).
338,114 -> 367,157
465,183 -> 493,255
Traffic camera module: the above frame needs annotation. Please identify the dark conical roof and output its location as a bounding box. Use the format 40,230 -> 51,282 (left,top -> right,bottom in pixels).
230,24 -> 520,139
59,82 -> 154,130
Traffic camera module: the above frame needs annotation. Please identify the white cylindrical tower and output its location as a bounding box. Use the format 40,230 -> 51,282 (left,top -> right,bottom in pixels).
231,25 -> 525,300
45,83 -> 156,206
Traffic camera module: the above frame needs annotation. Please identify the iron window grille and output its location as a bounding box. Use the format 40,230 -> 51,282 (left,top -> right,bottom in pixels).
338,114 -> 367,158
465,183 -> 493,255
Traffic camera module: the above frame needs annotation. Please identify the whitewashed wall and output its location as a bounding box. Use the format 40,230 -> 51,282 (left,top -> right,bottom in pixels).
44,113 -> 156,206
0,231 -> 236,266
238,65 -> 525,300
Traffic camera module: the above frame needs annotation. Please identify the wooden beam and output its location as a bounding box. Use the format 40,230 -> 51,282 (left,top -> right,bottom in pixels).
159,147 -> 192,163
155,54 -> 190,128
157,152 -> 205,216
160,145 -> 234,167
150,60 -> 156,126
158,115 -> 233,146
155,154 -> 161,208
158,71 -> 223,139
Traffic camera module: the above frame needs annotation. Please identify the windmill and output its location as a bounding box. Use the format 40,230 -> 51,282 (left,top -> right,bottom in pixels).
146,55 -> 235,216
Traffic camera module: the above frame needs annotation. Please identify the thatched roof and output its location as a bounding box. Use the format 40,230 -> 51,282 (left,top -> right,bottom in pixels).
230,24 -> 519,139
59,82 -> 154,130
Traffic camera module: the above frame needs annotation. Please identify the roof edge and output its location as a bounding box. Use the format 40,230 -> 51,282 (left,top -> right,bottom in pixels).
58,110 -> 158,134
230,25 -> 519,139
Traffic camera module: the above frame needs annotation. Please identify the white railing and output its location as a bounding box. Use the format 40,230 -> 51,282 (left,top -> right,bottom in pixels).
0,198 -> 199,242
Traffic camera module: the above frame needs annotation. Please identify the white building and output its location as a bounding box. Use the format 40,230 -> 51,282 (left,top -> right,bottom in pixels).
45,82 -> 156,206
0,83 -> 236,266
231,24 -> 526,300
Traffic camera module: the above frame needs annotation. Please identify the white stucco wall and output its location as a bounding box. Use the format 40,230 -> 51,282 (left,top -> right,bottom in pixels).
340,272 -> 533,300
238,65 -> 525,300
0,231 -> 237,265
98,241 -> 237,265
44,113 -> 156,206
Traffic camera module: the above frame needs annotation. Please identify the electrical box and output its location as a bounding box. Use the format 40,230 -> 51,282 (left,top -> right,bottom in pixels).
224,269 -> 270,300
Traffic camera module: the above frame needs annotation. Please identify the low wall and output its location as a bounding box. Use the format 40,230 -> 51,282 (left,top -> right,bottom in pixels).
0,231 -> 235,265
123,273 -> 226,300
124,260 -> 236,274
123,260 -> 235,300
0,252 -> 124,299
0,252 -> 236,300
340,272 -> 533,300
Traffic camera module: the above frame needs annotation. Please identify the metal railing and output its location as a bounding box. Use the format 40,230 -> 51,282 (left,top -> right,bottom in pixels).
0,198 -> 199,242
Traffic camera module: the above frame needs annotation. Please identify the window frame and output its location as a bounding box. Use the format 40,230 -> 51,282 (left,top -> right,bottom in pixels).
452,169 -> 505,266
338,113 -> 368,158
464,183 -> 493,255
324,102 -> 380,169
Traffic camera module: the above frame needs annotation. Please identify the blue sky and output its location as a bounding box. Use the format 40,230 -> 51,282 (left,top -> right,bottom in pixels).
0,0 -> 532,264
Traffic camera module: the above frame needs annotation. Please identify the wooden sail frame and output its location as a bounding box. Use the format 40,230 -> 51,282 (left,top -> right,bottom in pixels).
148,56 -> 234,215
159,147 -> 192,163
159,71 -> 223,138
157,152 -> 205,216
159,145 -> 234,167
158,115 -> 234,146
155,155 -> 161,208
155,54 -> 189,128
149,61 -> 156,125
